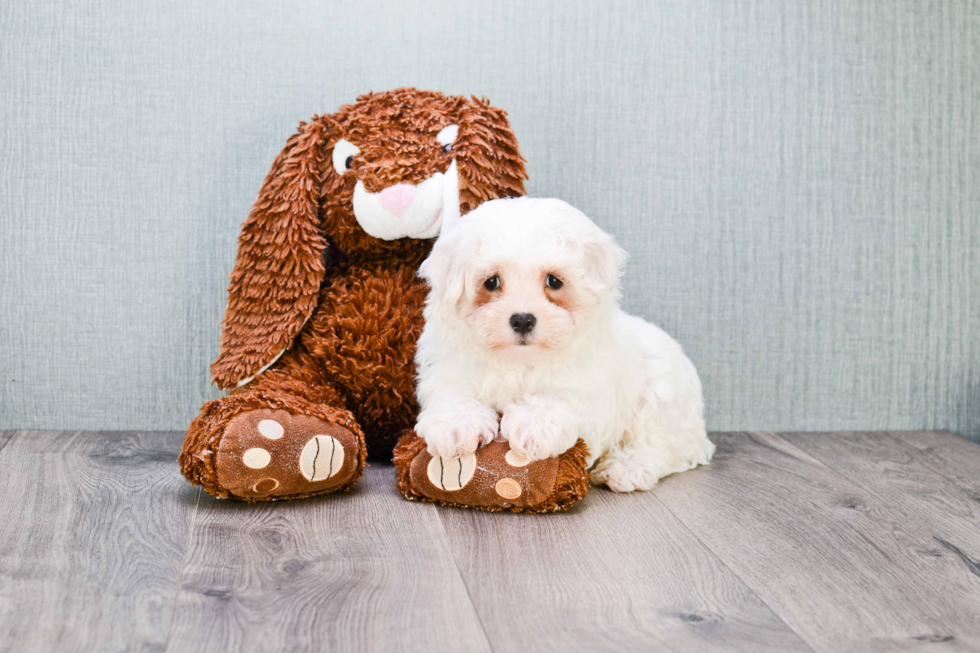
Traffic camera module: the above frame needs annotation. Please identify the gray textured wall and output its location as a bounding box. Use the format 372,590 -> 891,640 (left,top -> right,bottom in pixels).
1,0 -> 978,440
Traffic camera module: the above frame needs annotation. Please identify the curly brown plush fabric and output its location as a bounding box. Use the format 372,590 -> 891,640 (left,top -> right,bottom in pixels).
393,432 -> 591,513
180,88 -> 527,500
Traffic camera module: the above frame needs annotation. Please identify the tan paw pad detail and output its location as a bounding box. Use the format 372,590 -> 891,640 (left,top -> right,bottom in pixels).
495,477 -> 522,500
257,419 -> 284,440
242,447 -> 271,469
253,478 -> 279,493
504,450 -> 531,467
427,454 -> 477,491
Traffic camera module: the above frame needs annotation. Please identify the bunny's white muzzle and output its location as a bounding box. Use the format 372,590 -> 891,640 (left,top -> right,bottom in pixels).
352,160 -> 461,241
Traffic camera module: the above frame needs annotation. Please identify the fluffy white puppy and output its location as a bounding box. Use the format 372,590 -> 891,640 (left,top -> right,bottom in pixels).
414,197 -> 714,492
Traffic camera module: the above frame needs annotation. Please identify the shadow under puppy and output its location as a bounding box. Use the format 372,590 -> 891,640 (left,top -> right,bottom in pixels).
415,197 -> 715,492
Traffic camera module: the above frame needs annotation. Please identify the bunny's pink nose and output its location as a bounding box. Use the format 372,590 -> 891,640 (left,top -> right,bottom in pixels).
379,184 -> 416,217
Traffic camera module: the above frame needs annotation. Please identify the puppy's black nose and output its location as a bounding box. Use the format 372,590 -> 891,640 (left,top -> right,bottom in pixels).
509,313 -> 536,336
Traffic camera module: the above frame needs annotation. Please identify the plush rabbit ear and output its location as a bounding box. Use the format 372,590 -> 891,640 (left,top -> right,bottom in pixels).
210,116 -> 334,390
454,96 -> 528,214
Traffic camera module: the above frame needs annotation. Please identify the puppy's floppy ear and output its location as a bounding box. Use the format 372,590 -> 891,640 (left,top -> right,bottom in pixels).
455,96 -> 528,214
211,115 -> 335,390
419,224 -> 470,308
581,227 -> 629,295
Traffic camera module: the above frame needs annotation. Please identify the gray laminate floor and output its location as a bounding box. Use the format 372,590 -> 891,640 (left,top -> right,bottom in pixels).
1,430 -> 979,652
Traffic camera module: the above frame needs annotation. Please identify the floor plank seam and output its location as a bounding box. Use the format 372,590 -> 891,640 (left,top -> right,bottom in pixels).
0,430 -> 19,454
935,538 -> 980,578
779,431 -> 980,576
162,486 -> 202,653
433,506 -> 497,653
780,433 -> 918,506
888,431 -> 980,496
652,488 -> 821,653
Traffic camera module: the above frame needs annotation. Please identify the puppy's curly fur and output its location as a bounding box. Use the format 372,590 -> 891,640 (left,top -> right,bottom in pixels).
180,89 -> 527,500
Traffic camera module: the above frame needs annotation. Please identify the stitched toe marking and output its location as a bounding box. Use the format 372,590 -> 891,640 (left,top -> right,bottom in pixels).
299,435 -> 345,482
427,453 -> 477,491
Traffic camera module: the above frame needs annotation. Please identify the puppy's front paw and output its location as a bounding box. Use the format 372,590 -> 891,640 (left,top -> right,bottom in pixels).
500,396 -> 579,461
416,400 -> 499,460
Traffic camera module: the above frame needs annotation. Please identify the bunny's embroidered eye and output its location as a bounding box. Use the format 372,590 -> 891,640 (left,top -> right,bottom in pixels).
436,124 -> 459,153
483,275 -> 500,291
332,139 -> 361,175
546,274 -> 563,290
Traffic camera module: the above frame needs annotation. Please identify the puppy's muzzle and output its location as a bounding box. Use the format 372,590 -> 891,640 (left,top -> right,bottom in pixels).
509,313 -> 536,336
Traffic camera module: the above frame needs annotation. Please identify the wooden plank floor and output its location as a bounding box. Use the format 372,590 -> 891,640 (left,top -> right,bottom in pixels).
1,431 -> 979,652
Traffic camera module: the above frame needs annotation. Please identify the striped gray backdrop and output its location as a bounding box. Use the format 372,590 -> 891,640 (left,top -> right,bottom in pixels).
1,0 -> 977,440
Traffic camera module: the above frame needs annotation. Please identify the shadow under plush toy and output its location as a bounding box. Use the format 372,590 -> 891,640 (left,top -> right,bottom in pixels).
179,88 -> 589,511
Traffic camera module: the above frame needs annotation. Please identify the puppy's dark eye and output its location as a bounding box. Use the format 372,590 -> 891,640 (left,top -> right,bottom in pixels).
546,274 -> 563,290
483,275 -> 500,291
345,155 -> 355,169
442,143 -> 453,153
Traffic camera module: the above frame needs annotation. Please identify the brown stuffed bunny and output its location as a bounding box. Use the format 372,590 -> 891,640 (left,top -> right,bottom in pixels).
179,88 -> 527,501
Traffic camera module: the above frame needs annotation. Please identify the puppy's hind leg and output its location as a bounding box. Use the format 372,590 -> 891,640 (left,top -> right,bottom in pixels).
591,424 -> 715,493
591,442 -> 671,493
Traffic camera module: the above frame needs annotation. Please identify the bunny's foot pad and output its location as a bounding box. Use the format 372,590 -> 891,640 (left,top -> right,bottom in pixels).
393,433 -> 590,513
206,409 -> 365,501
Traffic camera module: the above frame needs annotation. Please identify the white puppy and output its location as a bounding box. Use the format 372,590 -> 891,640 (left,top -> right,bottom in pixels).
414,197 -> 714,492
